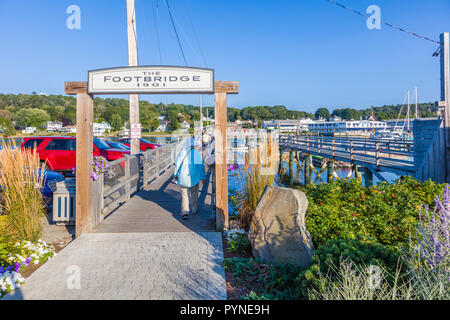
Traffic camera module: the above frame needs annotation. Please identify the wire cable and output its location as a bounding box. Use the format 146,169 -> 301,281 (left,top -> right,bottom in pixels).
183,0 -> 208,67
152,0 -> 164,64
324,0 -> 442,45
163,0 -> 188,66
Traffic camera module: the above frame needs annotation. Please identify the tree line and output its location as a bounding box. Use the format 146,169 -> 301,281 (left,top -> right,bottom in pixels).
0,92 -> 439,136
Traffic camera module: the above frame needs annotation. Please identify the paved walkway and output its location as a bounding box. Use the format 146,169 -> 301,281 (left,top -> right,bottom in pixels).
4,170 -> 227,300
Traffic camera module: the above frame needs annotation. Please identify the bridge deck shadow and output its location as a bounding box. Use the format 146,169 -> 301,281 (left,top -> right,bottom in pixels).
94,168 -> 216,234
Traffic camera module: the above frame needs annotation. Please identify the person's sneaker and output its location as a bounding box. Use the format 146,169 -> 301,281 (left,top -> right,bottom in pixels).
182,213 -> 189,220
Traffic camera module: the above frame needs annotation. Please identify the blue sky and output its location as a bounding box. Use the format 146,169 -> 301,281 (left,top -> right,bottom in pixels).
0,0 -> 449,112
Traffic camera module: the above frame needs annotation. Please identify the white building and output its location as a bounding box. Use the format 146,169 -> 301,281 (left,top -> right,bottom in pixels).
308,120 -> 388,134
22,127 -> 37,134
262,119 -> 315,133
44,121 -> 63,132
60,125 -> 76,134
180,121 -> 191,130
156,116 -> 168,132
93,122 -> 112,137
119,128 -> 130,137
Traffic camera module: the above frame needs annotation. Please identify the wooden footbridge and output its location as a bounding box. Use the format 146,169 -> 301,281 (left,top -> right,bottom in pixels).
279,117 -> 449,185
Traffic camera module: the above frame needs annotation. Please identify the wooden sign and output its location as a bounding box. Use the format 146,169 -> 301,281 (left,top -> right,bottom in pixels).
88,66 -> 215,94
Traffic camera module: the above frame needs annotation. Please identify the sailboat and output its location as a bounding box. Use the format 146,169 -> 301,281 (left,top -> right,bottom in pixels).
373,87 -> 418,140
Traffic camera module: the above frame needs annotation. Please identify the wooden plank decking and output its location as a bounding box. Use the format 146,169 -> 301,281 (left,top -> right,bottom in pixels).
93,168 -> 216,233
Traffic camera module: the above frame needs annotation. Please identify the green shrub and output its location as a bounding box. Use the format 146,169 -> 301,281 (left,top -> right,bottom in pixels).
295,238 -> 403,299
227,233 -> 251,253
298,177 -> 445,247
223,257 -> 300,300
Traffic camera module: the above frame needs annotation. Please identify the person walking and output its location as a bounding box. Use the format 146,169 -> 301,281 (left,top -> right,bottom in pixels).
174,137 -> 206,219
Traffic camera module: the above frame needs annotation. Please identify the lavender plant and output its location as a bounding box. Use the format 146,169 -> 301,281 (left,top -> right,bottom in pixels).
71,156 -> 110,181
91,156 -> 110,181
405,184 -> 450,300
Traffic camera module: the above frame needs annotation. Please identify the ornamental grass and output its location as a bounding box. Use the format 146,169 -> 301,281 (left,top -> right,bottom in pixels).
238,134 -> 279,230
0,139 -> 45,242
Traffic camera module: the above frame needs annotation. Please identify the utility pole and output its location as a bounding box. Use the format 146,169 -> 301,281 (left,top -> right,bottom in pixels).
200,95 -> 204,132
440,32 -> 450,182
126,0 -> 140,155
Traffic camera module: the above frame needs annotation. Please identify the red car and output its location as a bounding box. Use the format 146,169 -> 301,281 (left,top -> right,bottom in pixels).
20,137 -> 129,172
118,138 -> 161,152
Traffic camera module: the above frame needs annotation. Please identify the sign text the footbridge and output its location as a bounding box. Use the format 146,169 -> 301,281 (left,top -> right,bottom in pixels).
88,66 -> 215,94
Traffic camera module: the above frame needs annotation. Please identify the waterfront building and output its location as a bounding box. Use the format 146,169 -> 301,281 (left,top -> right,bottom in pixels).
93,122 -> 112,136
262,119 -> 315,133
44,121 -> 63,132
308,120 -> 387,134
60,125 -> 77,134
22,127 -> 37,134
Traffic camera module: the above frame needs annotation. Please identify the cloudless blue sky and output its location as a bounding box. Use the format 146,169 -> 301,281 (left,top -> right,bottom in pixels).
0,0 -> 449,112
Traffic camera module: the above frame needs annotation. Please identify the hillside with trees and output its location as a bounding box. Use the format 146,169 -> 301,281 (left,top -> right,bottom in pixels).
0,93 -> 439,135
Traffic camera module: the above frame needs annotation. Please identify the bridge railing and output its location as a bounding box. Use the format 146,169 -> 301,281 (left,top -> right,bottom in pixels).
53,141 -> 182,228
279,135 -> 416,173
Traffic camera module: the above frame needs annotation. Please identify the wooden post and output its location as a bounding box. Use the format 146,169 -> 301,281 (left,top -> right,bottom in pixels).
375,142 -> 380,166
354,164 -> 362,180
304,154 -> 312,185
75,93 -> 94,237
214,81 -> 239,231
124,156 -> 131,201
332,138 -> 336,159
289,151 -> 294,185
327,160 -> 334,183
350,141 -> 354,161
215,92 -> 228,231
364,168 -> 373,188
440,32 -> 450,182
126,0 -> 141,155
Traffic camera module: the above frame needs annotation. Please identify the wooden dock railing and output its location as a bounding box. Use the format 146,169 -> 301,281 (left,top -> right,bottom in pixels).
279,135 -> 416,175
53,141 -> 183,228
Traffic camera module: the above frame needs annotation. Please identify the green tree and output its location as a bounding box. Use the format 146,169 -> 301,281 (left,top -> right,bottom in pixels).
110,114 -> 123,132
0,118 -> 16,137
168,110 -> 180,132
315,108 -> 331,120
14,108 -> 50,127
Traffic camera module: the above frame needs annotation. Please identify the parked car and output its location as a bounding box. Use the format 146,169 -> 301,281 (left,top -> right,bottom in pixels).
104,140 -> 130,151
118,138 -> 161,152
41,170 -> 65,202
19,137 -> 130,173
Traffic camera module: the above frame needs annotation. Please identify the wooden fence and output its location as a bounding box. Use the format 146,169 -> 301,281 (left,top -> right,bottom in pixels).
279,135 -> 416,176
53,141 -> 182,227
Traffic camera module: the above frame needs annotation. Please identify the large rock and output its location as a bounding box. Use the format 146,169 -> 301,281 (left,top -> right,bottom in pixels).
248,186 -> 314,267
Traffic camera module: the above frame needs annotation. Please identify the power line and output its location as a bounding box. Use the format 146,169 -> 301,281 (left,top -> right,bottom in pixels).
163,0 -> 188,66
324,0 -> 442,46
183,0 -> 208,67
152,0 -> 164,64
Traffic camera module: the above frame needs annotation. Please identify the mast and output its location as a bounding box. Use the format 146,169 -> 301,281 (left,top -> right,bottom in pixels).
406,90 -> 411,132
415,86 -> 419,119
126,0 -> 140,155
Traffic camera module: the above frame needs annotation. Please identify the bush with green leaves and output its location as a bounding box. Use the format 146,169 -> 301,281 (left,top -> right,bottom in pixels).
225,230 -> 251,253
223,257 -> 300,300
294,238 -> 403,299
298,177 -> 445,247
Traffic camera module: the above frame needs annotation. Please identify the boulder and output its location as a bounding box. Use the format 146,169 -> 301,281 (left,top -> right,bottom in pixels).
248,186 -> 314,267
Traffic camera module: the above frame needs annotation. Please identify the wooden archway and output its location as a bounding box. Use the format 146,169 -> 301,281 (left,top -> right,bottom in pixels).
65,79 -> 238,236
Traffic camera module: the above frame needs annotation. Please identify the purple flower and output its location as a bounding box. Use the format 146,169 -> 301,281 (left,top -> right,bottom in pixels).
14,263 -> 21,273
